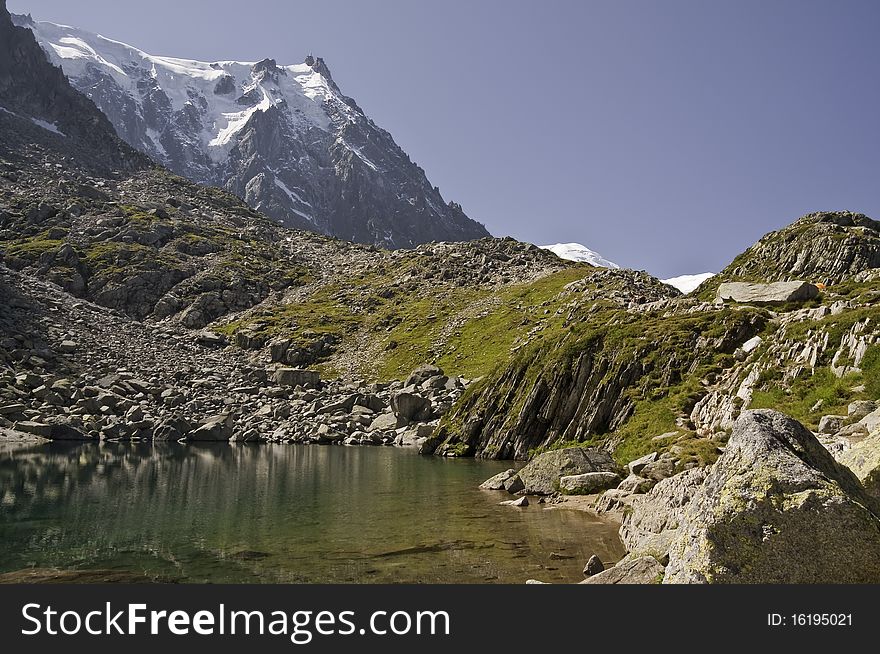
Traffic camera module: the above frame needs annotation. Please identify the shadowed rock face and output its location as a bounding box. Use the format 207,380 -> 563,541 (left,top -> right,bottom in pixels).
0,3 -> 146,174
662,410 -> 880,584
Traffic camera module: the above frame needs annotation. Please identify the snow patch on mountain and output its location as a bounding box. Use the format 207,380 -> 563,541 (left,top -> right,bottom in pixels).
17,15 -> 489,247
539,242 -> 619,269
661,272 -> 715,294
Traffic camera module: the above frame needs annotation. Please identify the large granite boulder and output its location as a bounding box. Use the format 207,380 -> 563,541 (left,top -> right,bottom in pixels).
620,467 -> 708,560
506,447 -> 619,495
716,281 -> 819,304
390,391 -> 432,422
838,432 -> 880,500
663,410 -> 880,584
479,469 -> 517,490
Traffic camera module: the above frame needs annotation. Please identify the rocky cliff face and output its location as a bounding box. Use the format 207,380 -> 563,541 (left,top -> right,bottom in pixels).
17,15 -> 489,247
0,2 -> 145,174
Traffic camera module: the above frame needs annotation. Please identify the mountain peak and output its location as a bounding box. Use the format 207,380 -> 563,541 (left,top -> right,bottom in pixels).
21,17 -> 489,248
304,54 -> 334,83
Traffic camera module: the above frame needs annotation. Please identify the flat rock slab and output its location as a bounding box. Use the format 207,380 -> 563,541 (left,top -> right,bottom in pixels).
716,281 -> 819,304
580,556 -> 664,584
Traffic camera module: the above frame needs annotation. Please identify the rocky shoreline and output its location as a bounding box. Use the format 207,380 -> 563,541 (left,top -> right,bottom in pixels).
482,408 -> 880,584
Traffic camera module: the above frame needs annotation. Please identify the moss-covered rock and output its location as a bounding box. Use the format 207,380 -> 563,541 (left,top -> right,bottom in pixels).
664,410 -> 880,584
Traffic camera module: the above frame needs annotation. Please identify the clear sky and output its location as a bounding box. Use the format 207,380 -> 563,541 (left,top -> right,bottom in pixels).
10,0 -> 880,277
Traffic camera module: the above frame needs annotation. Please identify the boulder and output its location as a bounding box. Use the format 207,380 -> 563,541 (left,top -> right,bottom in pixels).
479,468 -> 517,491
583,555 -> 605,577
860,407 -> 880,435
502,474 -> 525,494
664,410 -> 880,584
640,458 -> 677,482
817,414 -> 846,435
620,467 -> 708,560
186,414 -> 234,441
617,474 -> 656,494
368,412 -> 404,432
12,421 -> 52,438
500,496 -> 529,507
272,368 -> 320,388
627,451 -> 658,475
45,420 -> 93,440
559,471 -> 621,495
595,489 -> 634,514
848,400 -> 877,421
579,556 -> 664,584
405,364 -> 444,387
838,432 -> 880,500
153,415 -> 194,441
507,447 -> 619,495
715,281 -> 820,304
390,392 -> 432,422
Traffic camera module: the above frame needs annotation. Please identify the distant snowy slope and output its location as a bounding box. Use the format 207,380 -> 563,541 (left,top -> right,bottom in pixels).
661,272 -> 715,294
539,242 -> 619,269
16,14 -> 488,247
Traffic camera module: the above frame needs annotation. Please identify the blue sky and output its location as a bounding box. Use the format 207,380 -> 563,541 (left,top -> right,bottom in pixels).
11,0 -> 880,277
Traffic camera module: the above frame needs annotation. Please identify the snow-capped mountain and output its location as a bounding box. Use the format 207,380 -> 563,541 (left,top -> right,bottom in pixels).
16,14 -> 488,248
661,272 -> 715,294
539,242 -> 619,269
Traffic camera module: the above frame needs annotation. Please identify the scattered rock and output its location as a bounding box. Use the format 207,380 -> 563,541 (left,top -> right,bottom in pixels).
479,468 -> 517,491
579,556 -> 664,584
500,496 -> 529,507
818,414 -> 846,435
186,413 -> 234,441
272,368 -> 320,389
627,451 -> 658,475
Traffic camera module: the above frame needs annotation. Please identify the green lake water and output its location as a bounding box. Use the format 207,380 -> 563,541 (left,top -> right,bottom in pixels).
0,442 -> 625,583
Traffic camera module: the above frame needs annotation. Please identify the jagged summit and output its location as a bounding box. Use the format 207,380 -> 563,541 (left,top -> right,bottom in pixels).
17,15 -> 489,247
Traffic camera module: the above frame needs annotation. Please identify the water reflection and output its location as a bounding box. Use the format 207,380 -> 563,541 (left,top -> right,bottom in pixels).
0,442 -> 625,583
